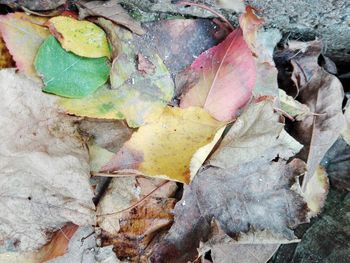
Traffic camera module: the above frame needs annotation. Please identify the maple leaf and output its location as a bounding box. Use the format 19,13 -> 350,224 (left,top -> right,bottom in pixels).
47,16 -> 111,58
35,36 -> 110,98
102,106 -> 224,184
0,69 -> 94,251
59,25 -> 174,127
179,28 -> 256,122
0,12 -> 49,81
275,40 -> 345,190
150,100 -> 308,262
97,176 -> 177,261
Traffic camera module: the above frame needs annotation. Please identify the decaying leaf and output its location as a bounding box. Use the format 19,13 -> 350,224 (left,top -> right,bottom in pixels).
0,12 -> 49,80
180,28 -> 256,122
97,176 -> 177,261
150,100 -> 308,262
35,36 -> 110,98
275,40 -> 345,190
0,69 -> 95,252
304,166 -> 329,217
77,0 -> 145,35
59,25 -> 174,127
47,16 -> 111,58
279,89 -> 311,121
0,36 -> 14,68
102,106 -> 223,183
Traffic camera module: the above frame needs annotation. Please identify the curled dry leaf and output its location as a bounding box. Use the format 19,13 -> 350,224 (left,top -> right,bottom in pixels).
150,100 -> 308,262
47,16 -> 111,58
97,176 -> 177,261
102,106 -> 224,184
77,0 -> 145,35
59,25 -> 174,127
0,12 -> 49,81
0,69 -> 95,252
179,28 -> 256,122
275,40 -> 345,190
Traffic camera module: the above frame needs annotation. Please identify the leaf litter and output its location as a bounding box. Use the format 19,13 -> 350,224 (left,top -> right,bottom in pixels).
0,2 -> 347,263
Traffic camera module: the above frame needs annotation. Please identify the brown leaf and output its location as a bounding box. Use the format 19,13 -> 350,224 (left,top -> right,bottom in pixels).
0,69 -> 95,251
0,0 -> 64,10
0,35 -> 14,68
275,40 -> 345,190
97,176 -> 177,261
150,100 -> 308,262
77,0 -> 145,35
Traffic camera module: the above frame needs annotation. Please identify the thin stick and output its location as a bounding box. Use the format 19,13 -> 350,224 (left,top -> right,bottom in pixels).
177,1 -> 234,31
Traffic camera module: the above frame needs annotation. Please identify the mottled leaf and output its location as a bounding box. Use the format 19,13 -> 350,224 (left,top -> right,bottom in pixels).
180,29 -> 256,122
102,107 -> 224,183
35,36 -> 110,98
48,16 -> 111,58
0,12 -> 49,80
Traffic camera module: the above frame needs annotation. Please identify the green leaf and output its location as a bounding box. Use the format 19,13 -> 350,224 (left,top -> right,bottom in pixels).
35,36 -> 110,98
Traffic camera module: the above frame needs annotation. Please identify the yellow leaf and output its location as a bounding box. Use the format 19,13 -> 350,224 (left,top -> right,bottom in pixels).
102,107 -> 224,183
0,12 -> 49,81
48,16 -> 110,58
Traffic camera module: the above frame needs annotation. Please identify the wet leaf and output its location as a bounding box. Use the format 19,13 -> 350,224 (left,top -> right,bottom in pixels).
179,29 -> 256,122
35,36 -> 110,98
97,176 -> 177,261
150,100 -> 308,262
77,0 -> 145,35
59,25 -> 174,127
0,12 -> 49,80
102,106 -> 224,184
275,40 -> 345,190
48,16 -> 111,58
0,69 -> 94,252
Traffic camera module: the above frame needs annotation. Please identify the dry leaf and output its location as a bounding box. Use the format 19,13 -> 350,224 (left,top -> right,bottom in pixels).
0,35 -> 14,68
275,40 -> 345,190
180,29 -> 256,122
0,69 -> 94,252
102,106 -> 223,184
77,0 -> 145,35
0,0 -> 64,10
279,89 -> 311,121
97,176 -> 177,261
150,100 -> 308,262
0,13 -> 49,81
342,103 -> 350,144
216,0 -> 245,12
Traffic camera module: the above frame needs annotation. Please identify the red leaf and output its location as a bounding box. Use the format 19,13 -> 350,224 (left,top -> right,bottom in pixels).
179,29 -> 256,121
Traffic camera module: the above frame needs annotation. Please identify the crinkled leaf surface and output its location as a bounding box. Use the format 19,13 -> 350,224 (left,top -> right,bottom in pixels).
98,176 -> 177,261
150,101 -> 308,262
275,40 -> 345,190
35,36 -> 110,98
77,0 -> 145,35
0,12 -> 49,80
0,69 -> 94,252
180,29 -> 256,121
102,106 -> 223,183
59,25 -> 174,127
48,16 -> 111,58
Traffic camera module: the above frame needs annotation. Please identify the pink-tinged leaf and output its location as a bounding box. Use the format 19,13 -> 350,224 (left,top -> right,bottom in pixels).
0,13 -> 49,81
179,29 -> 256,121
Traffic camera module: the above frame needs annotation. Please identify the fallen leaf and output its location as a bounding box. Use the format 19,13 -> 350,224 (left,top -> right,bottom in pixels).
0,0 -> 64,10
304,166 -> 329,217
279,89 -> 311,121
342,103 -> 350,144
0,69 -> 95,252
35,36 -> 110,98
179,29 -> 256,122
0,12 -> 49,80
59,25 -> 174,127
97,176 -> 177,261
47,16 -> 111,58
275,40 -> 345,190
77,0 -> 145,35
216,0 -> 245,12
102,106 -> 224,183
137,53 -> 155,76
150,100 -> 308,262
0,36 -> 14,68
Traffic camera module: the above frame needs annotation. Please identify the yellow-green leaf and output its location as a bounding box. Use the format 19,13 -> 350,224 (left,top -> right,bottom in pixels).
48,16 -> 110,58
102,107 -> 224,184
